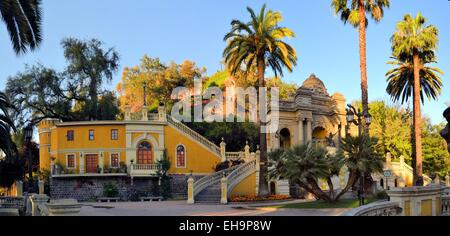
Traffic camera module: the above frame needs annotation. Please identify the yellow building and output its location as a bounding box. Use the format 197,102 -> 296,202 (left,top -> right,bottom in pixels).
38,105 -> 259,202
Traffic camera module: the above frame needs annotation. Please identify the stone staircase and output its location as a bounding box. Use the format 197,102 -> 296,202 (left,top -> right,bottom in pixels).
193,159 -> 257,204
195,185 -> 222,204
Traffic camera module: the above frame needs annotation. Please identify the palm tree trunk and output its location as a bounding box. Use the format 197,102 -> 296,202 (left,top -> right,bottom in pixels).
257,55 -> 269,196
334,170 -> 359,201
358,1 -> 369,133
412,53 -> 424,186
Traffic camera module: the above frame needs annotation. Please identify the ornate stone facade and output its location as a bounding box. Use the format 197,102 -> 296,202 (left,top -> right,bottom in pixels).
268,74 -> 349,151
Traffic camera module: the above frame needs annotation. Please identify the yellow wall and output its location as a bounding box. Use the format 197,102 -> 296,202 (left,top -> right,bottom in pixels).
38,119 -> 59,171
39,121 -> 127,172
164,125 -> 221,174
230,172 -> 257,197
421,199 -> 433,216
404,200 -> 411,216
55,125 -> 125,150
39,120 -> 224,175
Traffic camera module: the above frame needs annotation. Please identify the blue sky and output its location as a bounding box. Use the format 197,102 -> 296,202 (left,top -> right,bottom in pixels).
1,0 -> 449,124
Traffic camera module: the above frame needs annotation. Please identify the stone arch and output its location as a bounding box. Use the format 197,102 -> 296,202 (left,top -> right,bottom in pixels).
279,128 -> 291,149
132,133 -> 160,150
312,126 -> 327,139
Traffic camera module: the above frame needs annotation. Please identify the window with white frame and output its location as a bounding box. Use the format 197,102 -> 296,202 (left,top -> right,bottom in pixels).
66,154 -> 76,169
176,145 -> 186,168
110,153 -> 120,168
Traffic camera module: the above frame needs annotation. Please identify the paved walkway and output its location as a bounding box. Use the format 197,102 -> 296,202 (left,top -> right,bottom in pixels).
79,200 -> 349,216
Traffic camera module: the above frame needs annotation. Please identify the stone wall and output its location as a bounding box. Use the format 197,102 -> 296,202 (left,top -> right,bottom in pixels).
50,175 -> 205,201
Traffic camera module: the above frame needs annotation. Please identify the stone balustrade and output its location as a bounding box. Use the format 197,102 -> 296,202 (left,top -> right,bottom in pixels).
442,195 -> 450,216
344,201 -> 402,216
29,194 -> 82,216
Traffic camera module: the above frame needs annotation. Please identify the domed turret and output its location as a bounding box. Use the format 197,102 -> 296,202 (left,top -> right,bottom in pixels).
300,74 -> 328,95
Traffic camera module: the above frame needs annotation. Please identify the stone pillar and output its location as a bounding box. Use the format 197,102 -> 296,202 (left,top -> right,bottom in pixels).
155,148 -> 164,162
298,118 -> 304,145
14,181 -> 23,197
99,152 -> 104,173
124,105 -> 131,121
220,138 -> 226,162
306,119 -> 312,142
158,103 -> 167,122
50,158 -> 56,176
446,175 -> 450,187
187,176 -> 194,204
221,177 -> 228,204
142,106 -> 148,121
38,180 -> 45,195
79,152 -> 85,174
255,148 -> 260,194
29,194 -> 50,216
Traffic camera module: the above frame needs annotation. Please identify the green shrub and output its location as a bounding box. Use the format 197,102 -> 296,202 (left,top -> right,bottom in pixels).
375,190 -> 388,200
103,182 -> 119,198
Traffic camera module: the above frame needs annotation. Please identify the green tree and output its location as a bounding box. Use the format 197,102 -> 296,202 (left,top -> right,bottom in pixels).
62,38 -> 120,121
388,13 -> 441,186
331,0 -> 390,133
0,92 -> 18,161
422,122 -> 450,178
368,101 -> 412,160
5,40 -> 121,126
117,55 -> 205,113
0,92 -> 22,188
1,0 -> 42,54
223,4 -> 298,195
268,136 -> 383,203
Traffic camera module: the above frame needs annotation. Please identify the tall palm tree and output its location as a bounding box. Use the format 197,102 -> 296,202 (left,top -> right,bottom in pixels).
0,92 -> 17,161
331,0 -> 390,133
223,4 -> 297,195
388,13 -> 440,186
0,0 -> 42,54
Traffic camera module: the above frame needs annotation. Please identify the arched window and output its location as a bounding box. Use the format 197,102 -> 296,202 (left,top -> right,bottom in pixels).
137,141 -> 153,164
279,128 -> 291,149
176,145 -> 186,168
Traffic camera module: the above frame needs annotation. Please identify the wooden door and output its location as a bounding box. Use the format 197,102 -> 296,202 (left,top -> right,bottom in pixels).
85,154 -> 98,173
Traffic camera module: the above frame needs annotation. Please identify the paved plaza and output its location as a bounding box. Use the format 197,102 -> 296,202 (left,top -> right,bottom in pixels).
78,200 -> 349,216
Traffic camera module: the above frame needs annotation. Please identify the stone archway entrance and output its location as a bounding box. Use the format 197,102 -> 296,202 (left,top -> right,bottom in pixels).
279,128 -> 291,149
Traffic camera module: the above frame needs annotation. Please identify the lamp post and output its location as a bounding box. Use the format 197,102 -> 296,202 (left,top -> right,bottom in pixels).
24,125 -> 34,192
346,104 -> 372,206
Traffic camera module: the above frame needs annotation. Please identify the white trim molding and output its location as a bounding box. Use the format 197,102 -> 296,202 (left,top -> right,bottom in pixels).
109,152 -> 121,168
65,153 -> 76,169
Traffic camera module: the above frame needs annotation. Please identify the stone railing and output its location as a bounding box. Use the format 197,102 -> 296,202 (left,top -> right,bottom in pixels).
0,196 -> 25,214
193,165 -> 240,197
227,159 -> 257,197
131,163 -> 159,170
442,195 -> 450,216
167,115 -> 221,157
225,152 -> 243,161
129,163 -> 159,176
343,201 -> 402,216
